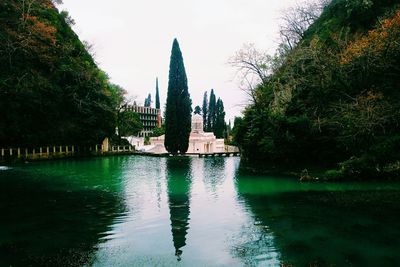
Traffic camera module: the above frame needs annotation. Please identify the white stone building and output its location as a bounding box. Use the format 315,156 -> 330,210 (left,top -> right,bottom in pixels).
149,114 -> 225,154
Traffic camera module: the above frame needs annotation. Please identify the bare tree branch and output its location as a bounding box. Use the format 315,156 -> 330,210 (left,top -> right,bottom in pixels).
279,0 -> 328,50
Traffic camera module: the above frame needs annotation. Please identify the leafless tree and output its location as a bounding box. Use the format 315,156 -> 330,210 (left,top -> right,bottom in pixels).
327,91 -> 394,144
229,44 -> 273,104
279,0 -> 329,50
52,0 -> 63,5
229,0 -> 330,105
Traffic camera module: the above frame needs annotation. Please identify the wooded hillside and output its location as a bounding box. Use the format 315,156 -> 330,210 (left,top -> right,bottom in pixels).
233,0 -> 400,179
0,0 -> 121,146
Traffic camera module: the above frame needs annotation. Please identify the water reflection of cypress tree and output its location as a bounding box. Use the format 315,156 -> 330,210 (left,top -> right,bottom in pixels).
166,157 -> 192,261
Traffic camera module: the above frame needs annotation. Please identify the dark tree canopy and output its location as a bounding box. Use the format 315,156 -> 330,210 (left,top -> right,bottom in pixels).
0,0 -> 119,146
117,111 -> 143,137
164,39 -> 192,154
202,91 -> 208,131
207,89 -> 216,132
194,106 -> 201,115
214,98 -> 226,138
155,77 -> 161,109
201,89 -> 226,136
151,125 -> 165,137
113,85 -> 142,140
144,94 -> 152,107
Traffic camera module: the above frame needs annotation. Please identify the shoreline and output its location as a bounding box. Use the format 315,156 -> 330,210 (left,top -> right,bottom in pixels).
238,163 -> 400,183
3,153 -> 399,183
0,151 -> 240,165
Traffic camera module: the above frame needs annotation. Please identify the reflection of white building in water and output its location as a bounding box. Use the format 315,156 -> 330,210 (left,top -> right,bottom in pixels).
150,114 -> 225,154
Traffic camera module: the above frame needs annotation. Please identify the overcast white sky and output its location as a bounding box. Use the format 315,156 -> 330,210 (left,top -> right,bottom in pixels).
60,0 -> 299,121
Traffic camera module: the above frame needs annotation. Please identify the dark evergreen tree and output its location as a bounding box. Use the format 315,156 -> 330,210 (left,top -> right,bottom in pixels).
225,120 -> 232,139
194,106 -> 201,115
144,94 -> 152,107
207,89 -> 216,132
202,91 -> 208,131
215,98 -> 226,138
155,77 -> 161,109
164,39 -> 192,154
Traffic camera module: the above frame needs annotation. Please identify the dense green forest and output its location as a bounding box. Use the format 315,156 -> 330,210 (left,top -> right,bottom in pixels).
233,0 -> 400,179
0,0 -> 131,147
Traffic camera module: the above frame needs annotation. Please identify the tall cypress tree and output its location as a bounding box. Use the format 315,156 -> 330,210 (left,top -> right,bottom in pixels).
226,119 -> 232,139
215,98 -> 226,138
144,93 -> 152,107
207,89 -> 216,132
202,91 -> 208,131
155,77 -> 160,109
165,39 -> 192,154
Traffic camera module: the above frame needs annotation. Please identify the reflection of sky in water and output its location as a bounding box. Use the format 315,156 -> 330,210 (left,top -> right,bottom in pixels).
2,156 -> 400,266
92,157 -> 281,266
0,166 -> 12,171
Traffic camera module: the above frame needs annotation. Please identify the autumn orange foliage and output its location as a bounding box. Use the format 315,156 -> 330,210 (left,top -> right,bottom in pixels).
340,9 -> 400,64
25,15 -> 57,45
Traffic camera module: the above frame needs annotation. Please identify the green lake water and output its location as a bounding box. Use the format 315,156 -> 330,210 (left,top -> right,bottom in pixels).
0,156 -> 399,266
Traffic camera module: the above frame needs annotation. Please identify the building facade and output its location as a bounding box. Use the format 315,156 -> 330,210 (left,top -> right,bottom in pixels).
127,103 -> 162,137
149,114 -> 225,154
